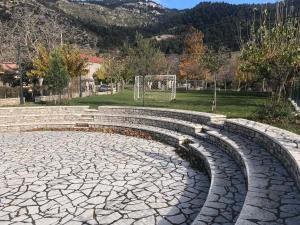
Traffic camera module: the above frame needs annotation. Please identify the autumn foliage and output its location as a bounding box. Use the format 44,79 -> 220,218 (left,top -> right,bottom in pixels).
179,29 -> 209,81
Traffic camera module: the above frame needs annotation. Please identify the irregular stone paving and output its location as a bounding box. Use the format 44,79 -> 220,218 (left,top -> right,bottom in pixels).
189,139 -> 246,225
215,130 -> 300,225
0,132 -> 210,225
227,119 -> 300,147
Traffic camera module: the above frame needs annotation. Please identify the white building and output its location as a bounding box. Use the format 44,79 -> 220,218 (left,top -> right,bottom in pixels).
79,54 -> 104,94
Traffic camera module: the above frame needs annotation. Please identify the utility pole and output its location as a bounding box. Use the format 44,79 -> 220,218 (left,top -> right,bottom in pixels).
17,43 -> 24,105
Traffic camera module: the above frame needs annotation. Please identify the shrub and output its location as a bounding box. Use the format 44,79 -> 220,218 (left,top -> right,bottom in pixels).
252,98 -> 294,124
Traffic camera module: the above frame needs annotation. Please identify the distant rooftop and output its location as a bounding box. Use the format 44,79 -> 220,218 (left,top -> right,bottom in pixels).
79,54 -> 105,64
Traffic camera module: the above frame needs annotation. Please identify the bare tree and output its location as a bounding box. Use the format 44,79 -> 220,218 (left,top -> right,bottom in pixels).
0,1 -> 97,63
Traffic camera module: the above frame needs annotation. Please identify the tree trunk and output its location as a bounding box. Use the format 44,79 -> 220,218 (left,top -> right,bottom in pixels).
277,82 -> 285,102
186,78 -> 188,92
237,80 -> 241,91
143,76 -> 145,106
121,79 -> 125,92
38,77 -> 44,96
212,73 -> 217,113
111,78 -> 113,95
286,79 -> 294,99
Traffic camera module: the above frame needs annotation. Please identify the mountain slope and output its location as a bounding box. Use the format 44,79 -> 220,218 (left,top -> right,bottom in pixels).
2,0 -> 299,54
0,0 -> 98,61
44,0 -> 173,28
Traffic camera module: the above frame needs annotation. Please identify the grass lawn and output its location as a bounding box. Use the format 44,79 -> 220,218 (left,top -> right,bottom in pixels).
69,89 -> 268,118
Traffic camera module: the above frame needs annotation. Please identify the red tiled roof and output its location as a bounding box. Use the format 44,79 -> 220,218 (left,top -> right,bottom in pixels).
79,54 -> 104,64
0,63 -> 18,72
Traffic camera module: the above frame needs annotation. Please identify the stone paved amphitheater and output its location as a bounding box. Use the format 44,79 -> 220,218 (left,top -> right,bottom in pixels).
0,106 -> 300,225
0,132 -> 209,225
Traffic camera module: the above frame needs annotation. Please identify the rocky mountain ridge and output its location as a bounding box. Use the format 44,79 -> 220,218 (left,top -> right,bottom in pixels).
1,0 -> 298,53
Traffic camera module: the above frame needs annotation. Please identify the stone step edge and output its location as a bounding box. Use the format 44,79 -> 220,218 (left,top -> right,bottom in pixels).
96,106 -> 226,125
85,122 -> 189,147
0,114 -> 83,119
202,130 -> 248,180
80,114 -> 203,134
188,141 -> 246,225
80,122 -> 247,225
200,129 -> 299,225
82,113 -> 202,126
225,119 -> 300,190
0,106 -> 90,110
0,123 -> 76,132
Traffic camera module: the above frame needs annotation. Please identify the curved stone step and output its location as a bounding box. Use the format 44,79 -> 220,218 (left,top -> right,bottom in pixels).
81,122 -> 247,225
0,114 -> 82,124
84,122 -> 189,147
188,141 -> 246,225
0,122 -> 76,132
97,106 -> 226,125
225,119 -> 300,190
80,114 -> 202,136
203,130 -> 300,225
0,106 -> 90,115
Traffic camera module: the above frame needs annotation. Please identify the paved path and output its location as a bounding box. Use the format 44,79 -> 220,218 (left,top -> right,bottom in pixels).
0,132 -> 210,225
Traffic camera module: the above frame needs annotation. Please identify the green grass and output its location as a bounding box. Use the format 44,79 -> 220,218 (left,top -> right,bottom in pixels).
69,89 -> 268,118
69,89 -> 300,134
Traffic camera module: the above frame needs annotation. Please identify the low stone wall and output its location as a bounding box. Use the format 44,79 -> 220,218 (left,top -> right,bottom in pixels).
0,114 -> 82,124
91,115 -> 202,136
88,123 -> 186,147
225,118 -> 300,189
97,106 -> 226,125
0,98 -> 23,106
0,106 -> 89,115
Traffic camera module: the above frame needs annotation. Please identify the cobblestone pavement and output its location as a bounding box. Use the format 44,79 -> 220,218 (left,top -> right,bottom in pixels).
0,132 -> 210,225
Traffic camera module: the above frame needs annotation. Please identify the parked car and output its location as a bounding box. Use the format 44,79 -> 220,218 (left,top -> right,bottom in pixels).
99,84 -> 109,92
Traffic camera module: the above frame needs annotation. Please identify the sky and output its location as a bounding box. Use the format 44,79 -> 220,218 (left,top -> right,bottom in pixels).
156,0 -> 278,9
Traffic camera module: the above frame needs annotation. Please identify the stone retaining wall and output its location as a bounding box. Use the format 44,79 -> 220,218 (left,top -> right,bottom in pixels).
97,106 -> 226,125
91,115 -> 202,136
0,98 -> 23,106
0,106 -> 89,115
225,119 -> 300,189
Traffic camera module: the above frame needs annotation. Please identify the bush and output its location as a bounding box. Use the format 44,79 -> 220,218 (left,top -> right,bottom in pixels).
252,98 -> 294,124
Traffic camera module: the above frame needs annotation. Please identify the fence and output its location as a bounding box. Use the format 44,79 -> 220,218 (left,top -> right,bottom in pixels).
0,86 -> 20,98
177,80 -> 207,91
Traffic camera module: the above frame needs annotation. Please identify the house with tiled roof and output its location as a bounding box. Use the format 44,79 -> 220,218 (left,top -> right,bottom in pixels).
0,63 -> 19,86
79,54 -> 105,95
0,63 -> 18,74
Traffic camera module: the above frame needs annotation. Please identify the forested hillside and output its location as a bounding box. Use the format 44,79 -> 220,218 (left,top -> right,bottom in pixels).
1,0 -> 299,54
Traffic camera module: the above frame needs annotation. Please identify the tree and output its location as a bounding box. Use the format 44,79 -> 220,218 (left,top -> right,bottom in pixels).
122,33 -> 168,105
123,33 -> 167,77
179,29 -> 209,90
62,45 -> 88,78
218,53 -> 239,91
45,50 -> 69,104
27,46 -> 50,79
61,45 -> 89,98
94,66 -> 106,82
240,2 -> 300,101
28,45 -> 89,97
205,47 -> 229,112
100,57 -> 127,95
